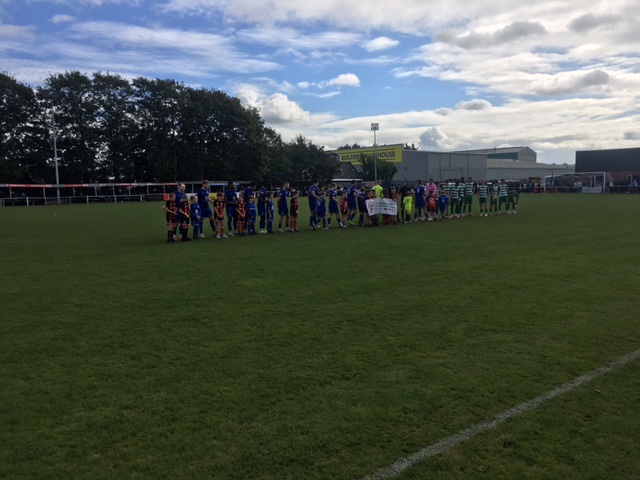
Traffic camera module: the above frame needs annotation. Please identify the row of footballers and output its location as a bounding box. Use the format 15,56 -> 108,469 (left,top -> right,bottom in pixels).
162,187 -> 300,242
162,179 -> 520,242
406,177 -> 520,222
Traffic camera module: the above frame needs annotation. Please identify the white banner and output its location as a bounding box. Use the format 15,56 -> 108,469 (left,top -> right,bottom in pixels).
365,198 -> 398,216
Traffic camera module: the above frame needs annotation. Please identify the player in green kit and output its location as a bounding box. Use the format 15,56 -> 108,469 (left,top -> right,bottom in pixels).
449,179 -> 461,219
462,176 -> 475,217
476,179 -> 489,216
489,181 -> 498,215
498,179 -> 509,215
508,188 -> 520,214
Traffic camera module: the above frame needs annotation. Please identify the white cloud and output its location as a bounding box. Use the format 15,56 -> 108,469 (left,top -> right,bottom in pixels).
0,24 -> 35,40
325,73 -> 360,88
50,15 -> 77,24
419,127 -> 453,150
362,36 -> 399,52
527,69 -> 610,96
436,21 -> 546,49
456,99 -> 492,111
66,21 -> 280,74
568,13 -> 621,32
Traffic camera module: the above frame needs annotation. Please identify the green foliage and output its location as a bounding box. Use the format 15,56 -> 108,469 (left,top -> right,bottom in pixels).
2,71 -> 330,185
355,151 -> 398,182
0,72 -> 50,182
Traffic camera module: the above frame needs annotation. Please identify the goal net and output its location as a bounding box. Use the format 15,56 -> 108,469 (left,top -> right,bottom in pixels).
543,171 -> 609,193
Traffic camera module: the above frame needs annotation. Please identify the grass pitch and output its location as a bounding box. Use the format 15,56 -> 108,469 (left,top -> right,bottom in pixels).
1,194 -> 640,479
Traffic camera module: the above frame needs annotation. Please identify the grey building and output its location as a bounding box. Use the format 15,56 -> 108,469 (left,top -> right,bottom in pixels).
576,147 -> 640,181
330,144 -> 486,184
454,146 -> 573,181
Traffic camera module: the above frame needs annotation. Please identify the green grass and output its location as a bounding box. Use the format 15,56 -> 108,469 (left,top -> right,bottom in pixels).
1,194 -> 640,479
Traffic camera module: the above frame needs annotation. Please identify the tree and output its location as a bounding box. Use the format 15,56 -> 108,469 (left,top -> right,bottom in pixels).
90,72 -> 136,181
0,73 -> 50,182
354,152 -> 397,183
284,135 -> 338,188
129,77 -> 184,182
37,71 -> 100,183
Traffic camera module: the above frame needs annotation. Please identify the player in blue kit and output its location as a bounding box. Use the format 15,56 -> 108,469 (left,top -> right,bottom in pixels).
247,197 -> 257,235
308,180 -> 320,230
243,182 -> 256,203
189,195 -> 202,239
257,183 -> 270,234
266,192 -> 275,233
277,182 -> 290,232
327,183 -> 345,229
357,187 -> 367,225
224,181 -> 238,236
174,183 -> 186,205
437,183 -> 448,221
347,179 -> 358,225
414,180 -> 426,221
196,180 -> 216,237
316,191 -> 327,230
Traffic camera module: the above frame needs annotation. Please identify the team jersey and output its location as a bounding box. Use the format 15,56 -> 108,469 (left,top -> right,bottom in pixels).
290,197 -> 299,215
347,185 -> 358,206
498,183 -> 509,197
213,200 -> 225,219
224,189 -> 238,214
196,188 -> 210,207
190,203 -> 202,223
164,200 -> 177,222
357,192 -> 367,211
340,197 -> 348,214
403,196 -> 413,213
445,183 -> 453,197
308,184 -> 320,207
174,190 -> 185,205
278,188 -> 289,207
450,186 -> 460,200
414,185 -> 426,205
236,202 -> 246,220
266,199 -> 274,219
247,202 -> 257,220
316,198 -> 326,216
178,201 -> 190,221
258,188 -> 268,209
465,182 -> 475,196
477,185 -> 488,198
328,189 -> 339,212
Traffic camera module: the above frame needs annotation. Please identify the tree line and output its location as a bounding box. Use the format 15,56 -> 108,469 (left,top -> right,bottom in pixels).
0,71 -> 340,187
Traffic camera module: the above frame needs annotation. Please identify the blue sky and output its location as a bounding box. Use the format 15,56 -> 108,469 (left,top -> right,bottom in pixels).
2,0 -> 639,164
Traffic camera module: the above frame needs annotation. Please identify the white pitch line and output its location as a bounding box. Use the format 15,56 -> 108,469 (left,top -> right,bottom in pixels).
363,347 -> 640,480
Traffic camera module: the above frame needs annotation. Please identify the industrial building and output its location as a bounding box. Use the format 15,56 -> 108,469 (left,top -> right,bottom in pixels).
330,144 -> 487,184
575,147 -> 640,182
330,145 -> 573,184
456,146 -> 574,181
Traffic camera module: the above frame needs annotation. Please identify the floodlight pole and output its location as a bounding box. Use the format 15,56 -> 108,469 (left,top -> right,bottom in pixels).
51,105 -> 61,205
371,123 -> 379,181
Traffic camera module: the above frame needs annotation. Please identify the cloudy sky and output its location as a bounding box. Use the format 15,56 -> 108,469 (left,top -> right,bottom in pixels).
2,0 -> 639,164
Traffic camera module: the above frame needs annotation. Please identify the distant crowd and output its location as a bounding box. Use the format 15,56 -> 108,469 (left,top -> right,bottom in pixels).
162,178 -> 520,242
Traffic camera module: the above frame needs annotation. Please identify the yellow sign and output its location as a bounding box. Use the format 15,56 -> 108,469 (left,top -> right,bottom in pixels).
330,145 -> 403,164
